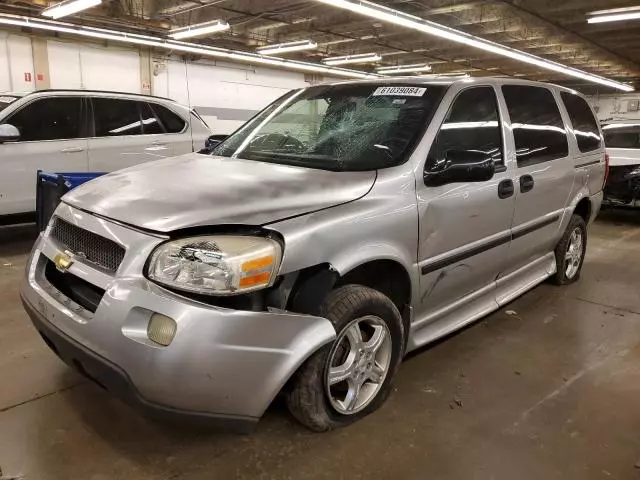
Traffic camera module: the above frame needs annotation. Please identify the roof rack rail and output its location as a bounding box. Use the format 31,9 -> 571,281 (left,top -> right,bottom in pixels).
23,89 -> 176,102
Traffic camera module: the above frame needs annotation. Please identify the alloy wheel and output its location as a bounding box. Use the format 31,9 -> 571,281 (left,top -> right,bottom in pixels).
325,315 -> 392,415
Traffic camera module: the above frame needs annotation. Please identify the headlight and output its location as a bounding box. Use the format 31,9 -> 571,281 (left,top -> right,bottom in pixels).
147,235 -> 282,296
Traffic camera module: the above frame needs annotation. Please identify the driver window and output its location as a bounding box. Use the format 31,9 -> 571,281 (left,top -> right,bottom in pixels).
4,97 -> 82,142
426,87 -> 503,172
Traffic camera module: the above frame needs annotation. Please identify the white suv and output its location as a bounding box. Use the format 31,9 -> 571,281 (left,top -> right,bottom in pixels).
602,122 -> 640,206
0,90 -> 211,219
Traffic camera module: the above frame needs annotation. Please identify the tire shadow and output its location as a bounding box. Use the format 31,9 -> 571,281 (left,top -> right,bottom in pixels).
596,206 -> 640,227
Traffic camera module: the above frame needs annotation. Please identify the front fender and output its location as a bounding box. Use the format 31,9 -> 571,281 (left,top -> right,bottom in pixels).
267,167 -> 418,278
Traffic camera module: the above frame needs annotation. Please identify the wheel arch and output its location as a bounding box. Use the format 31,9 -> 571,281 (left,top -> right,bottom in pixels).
573,196 -> 592,224
334,259 -> 412,314
286,257 -> 414,352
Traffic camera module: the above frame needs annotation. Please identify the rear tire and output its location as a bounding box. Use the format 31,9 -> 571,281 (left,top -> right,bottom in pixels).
285,284 -> 404,432
551,214 -> 587,285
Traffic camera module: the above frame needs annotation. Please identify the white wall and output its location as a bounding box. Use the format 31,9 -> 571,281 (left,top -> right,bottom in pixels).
47,40 -> 140,92
0,32 -> 336,135
589,93 -> 640,122
0,33 -> 35,93
152,58 -> 313,133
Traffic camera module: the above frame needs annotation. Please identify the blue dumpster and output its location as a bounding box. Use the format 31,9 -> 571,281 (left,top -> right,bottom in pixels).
36,171 -> 106,231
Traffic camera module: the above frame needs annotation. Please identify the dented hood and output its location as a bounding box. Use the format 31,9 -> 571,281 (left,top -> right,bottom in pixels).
63,153 -> 376,232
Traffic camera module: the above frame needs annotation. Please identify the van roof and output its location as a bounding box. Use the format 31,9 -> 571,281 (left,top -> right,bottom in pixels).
323,76 -> 580,94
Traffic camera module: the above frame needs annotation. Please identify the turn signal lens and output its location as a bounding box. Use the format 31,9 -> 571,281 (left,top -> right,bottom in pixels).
239,271 -> 272,288
239,255 -> 274,289
241,255 -> 274,272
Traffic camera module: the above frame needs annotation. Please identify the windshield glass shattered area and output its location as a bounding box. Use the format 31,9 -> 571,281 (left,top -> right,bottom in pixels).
212,84 -> 446,171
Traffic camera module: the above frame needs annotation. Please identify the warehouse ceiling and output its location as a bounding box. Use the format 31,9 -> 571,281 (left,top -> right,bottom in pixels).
2,0 -> 640,92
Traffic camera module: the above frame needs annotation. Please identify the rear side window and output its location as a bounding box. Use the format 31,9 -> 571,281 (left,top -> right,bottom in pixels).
5,97 -> 82,141
427,86 -> 503,168
602,124 -> 640,148
150,103 -> 186,133
561,92 -> 602,153
502,85 -> 568,167
93,98 -> 144,137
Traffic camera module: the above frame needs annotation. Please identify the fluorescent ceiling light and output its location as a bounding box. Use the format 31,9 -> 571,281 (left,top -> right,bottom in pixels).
0,14 -> 377,80
587,11 -> 640,23
169,19 -> 229,39
589,6 -> 640,16
439,72 -> 471,77
421,73 -> 470,79
42,0 -> 101,19
376,63 -> 431,74
257,40 -> 318,55
314,0 -> 634,92
602,123 -> 640,130
323,53 -> 381,65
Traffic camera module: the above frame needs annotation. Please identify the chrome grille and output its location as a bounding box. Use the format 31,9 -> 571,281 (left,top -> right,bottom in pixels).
50,217 -> 126,273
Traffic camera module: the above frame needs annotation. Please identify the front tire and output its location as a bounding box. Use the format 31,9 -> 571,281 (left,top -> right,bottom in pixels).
285,284 -> 405,432
551,214 -> 587,285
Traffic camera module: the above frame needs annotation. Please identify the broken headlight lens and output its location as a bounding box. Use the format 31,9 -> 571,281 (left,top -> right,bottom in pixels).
147,236 -> 282,296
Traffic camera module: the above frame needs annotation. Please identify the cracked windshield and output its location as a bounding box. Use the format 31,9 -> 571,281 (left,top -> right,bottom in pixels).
212,84 -> 445,171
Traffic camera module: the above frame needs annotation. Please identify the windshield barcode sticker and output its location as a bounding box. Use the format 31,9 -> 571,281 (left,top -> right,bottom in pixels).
372,86 -> 426,97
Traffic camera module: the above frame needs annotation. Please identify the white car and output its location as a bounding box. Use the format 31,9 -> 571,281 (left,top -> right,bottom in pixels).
0,90 -> 211,219
602,122 -> 640,206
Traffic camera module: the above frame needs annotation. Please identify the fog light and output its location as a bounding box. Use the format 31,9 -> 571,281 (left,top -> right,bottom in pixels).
147,314 -> 177,346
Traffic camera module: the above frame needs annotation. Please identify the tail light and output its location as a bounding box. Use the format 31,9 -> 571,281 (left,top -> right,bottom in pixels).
603,152 -> 610,188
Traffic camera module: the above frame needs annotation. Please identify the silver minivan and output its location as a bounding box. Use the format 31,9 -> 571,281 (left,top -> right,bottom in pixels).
21,77 -> 605,432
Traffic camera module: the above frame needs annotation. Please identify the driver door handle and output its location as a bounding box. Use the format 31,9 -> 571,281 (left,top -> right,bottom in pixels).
520,175 -> 535,193
498,179 -> 514,199
498,179 -> 515,199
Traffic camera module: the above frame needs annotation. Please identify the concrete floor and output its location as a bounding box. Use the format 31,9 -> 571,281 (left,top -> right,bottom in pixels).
2,211 -> 640,480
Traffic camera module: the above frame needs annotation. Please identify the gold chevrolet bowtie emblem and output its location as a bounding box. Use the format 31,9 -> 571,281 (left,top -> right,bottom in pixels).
53,252 -> 73,272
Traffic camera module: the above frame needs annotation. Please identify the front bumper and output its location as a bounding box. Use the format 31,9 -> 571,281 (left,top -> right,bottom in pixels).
21,295 -> 256,432
21,203 -> 336,428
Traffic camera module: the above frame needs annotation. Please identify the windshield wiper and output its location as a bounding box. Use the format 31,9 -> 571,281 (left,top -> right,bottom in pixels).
240,151 -> 346,171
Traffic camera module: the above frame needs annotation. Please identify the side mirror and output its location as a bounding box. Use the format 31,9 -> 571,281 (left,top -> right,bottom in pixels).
207,134 -> 228,147
200,134 -> 229,154
424,149 -> 495,187
0,124 -> 20,143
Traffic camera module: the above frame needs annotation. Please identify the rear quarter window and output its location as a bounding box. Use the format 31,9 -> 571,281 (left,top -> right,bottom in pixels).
560,92 -> 602,153
149,103 -> 186,133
